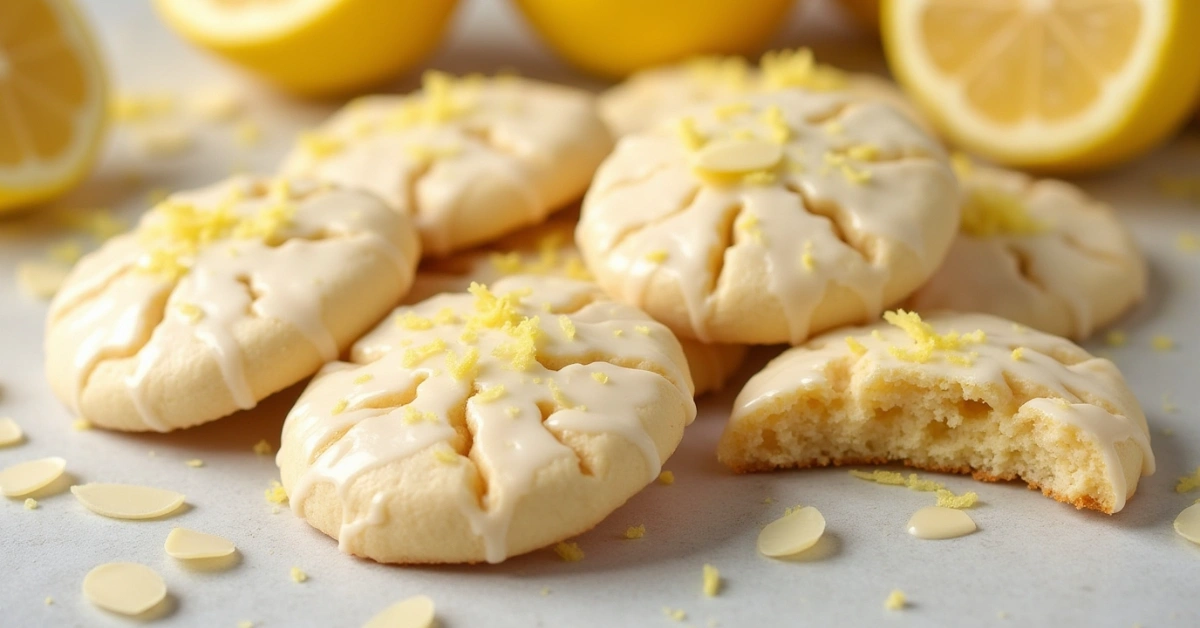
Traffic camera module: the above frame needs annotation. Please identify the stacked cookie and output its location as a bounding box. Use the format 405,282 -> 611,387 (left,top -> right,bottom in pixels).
45,49 -> 1154,566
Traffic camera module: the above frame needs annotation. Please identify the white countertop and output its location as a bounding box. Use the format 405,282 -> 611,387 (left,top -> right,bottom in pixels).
1,1 -> 1198,626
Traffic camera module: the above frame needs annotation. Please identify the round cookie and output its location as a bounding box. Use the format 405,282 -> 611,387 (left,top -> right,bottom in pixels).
45,176 -> 420,432
277,277 -> 696,564
906,164 -> 1146,340
279,72 -> 613,257
600,48 -> 928,137
578,90 -> 960,345
718,310 -> 1154,514
407,214 -> 748,395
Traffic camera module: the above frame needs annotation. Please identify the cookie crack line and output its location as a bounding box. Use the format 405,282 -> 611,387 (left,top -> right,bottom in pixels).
708,201 -> 743,295
785,182 -> 876,265
1058,230 -> 1130,267
48,261 -> 136,325
1000,240 -> 1084,335
602,183 -> 701,253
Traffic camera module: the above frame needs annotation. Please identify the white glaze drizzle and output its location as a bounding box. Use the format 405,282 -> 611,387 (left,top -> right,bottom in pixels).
732,311 -> 1154,512
48,176 -> 418,431
579,92 -> 957,344
279,75 -> 610,256
281,277 -> 695,563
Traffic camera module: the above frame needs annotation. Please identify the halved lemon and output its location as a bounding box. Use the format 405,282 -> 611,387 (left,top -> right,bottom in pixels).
154,0 -> 460,97
883,0 -> 1200,172
512,0 -> 798,79
0,0 -> 107,214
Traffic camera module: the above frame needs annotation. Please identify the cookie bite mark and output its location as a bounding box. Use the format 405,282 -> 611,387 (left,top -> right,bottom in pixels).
280,72 -> 612,257
719,311 -> 1154,513
279,277 -> 696,564
45,176 -> 421,432
907,165 -> 1146,340
579,92 -> 958,345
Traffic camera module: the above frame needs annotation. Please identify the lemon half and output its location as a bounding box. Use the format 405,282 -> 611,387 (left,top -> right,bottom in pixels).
154,0 -> 460,97
0,0 -> 107,214
883,0 -> 1200,172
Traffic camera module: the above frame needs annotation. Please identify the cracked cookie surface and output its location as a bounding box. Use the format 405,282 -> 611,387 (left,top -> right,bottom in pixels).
45,176 -> 420,432
907,164 -> 1146,340
278,277 -> 696,564
578,91 -> 959,345
279,73 -> 612,257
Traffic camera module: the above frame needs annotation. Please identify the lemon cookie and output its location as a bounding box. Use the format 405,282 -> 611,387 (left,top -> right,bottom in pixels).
279,72 -> 613,257
45,176 -> 420,432
277,277 -> 695,563
600,49 -> 928,137
578,91 -> 959,345
408,214 -> 748,395
907,164 -> 1146,340
718,311 -> 1154,513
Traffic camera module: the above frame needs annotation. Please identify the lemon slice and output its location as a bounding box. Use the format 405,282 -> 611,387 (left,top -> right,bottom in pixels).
0,0 -> 107,214
153,0 -> 460,97
883,0 -> 1200,172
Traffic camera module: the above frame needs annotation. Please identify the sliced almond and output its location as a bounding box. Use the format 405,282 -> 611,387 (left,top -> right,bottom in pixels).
757,506 -> 826,558
363,595 -> 436,628
693,139 -> 783,173
0,457 -> 66,497
82,562 -> 167,616
71,483 -> 185,519
0,417 -> 24,447
164,527 -> 236,559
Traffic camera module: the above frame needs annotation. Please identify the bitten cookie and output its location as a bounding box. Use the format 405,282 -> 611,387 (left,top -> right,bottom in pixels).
600,48 -> 928,137
278,277 -> 696,564
578,91 -> 960,345
279,72 -> 613,257
907,163 -> 1146,339
718,310 -> 1154,513
45,176 -> 420,432
408,214 -> 748,395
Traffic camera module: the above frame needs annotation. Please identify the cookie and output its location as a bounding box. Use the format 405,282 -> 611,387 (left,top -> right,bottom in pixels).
718,310 -> 1154,513
45,176 -> 420,432
408,213 -> 748,395
578,91 -> 959,345
277,277 -> 696,564
279,72 -> 613,257
906,163 -> 1146,340
600,48 -> 928,137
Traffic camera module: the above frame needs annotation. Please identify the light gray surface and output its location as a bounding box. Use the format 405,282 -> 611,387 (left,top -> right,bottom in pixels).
1,1 -> 1198,626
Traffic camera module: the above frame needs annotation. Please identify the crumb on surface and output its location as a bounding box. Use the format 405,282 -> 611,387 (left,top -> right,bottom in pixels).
624,525 -> 646,540
1177,466 -> 1200,493
72,419 -> 93,431
702,564 -> 721,597
24,498 -> 37,510
265,480 -> 288,505
1104,330 -> 1127,348
658,470 -> 675,485
252,440 -> 273,456
936,489 -> 979,509
662,607 -> 687,622
884,590 -> 906,611
1152,335 -> 1174,352
554,542 -> 584,562
185,459 -> 204,468
290,566 -> 307,583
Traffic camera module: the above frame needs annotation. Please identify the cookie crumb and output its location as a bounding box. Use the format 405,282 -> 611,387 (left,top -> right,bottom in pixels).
45,596 -> 53,605
265,480 -> 288,504
24,498 -> 38,510
540,587 -> 551,596
936,489 -> 978,509
662,607 -> 687,622
72,418 -> 93,431
1152,335 -> 1174,351
290,566 -> 308,583
185,459 -> 204,468
553,541 -> 584,562
658,471 -> 675,485
702,564 -> 721,597
1176,466 -> 1200,493
252,440 -> 273,456
884,590 -> 906,611
1104,330 -> 1127,347
624,524 -> 646,539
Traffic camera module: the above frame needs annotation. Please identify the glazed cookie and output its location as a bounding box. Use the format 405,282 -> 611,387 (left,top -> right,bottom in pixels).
407,214 -> 748,395
277,277 -> 696,564
907,164 -> 1146,340
45,176 -> 420,432
578,91 -> 960,345
279,72 -> 613,257
718,310 -> 1154,513
600,49 -> 927,137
